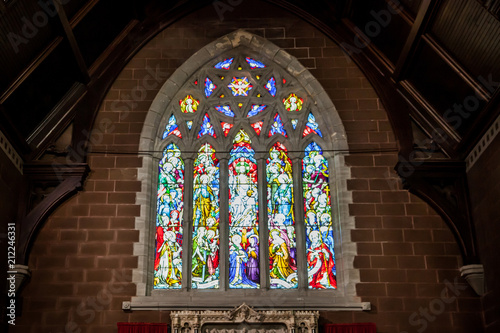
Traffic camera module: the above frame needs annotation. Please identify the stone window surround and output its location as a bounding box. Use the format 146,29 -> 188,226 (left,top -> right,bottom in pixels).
126,30 -> 368,311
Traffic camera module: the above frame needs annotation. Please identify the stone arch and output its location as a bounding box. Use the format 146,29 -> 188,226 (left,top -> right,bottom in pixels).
130,29 -> 366,310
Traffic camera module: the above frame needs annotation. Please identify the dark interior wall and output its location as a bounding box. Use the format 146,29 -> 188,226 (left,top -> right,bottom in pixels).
0,146 -> 23,331
9,1 -> 484,332
467,133 -> 500,333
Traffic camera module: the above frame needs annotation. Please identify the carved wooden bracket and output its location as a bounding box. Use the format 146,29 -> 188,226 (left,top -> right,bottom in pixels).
395,160 -> 479,264
18,163 -> 90,264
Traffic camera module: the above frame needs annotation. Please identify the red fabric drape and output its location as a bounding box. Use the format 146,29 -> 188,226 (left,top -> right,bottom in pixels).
323,323 -> 376,333
117,322 -> 170,333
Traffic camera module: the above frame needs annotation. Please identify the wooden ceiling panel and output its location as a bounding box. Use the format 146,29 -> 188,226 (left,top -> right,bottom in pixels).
431,0 -> 500,87
406,39 -> 487,138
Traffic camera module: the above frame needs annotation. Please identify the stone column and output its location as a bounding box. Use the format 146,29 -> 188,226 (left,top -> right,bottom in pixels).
182,154 -> 195,290
218,155 -> 229,291
257,153 -> 269,289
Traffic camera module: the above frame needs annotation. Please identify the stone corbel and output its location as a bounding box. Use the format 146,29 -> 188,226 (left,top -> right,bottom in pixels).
460,264 -> 485,296
12,264 -> 31,294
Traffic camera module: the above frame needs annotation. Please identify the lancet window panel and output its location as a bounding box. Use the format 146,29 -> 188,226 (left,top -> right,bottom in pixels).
153,52 -> 336,292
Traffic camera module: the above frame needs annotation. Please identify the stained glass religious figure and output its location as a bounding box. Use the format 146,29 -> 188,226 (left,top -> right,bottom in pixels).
303,142 -> 336,289
267,143 -> 298,289
228,130 -> 260,288
247,105 -> 267,117
269,113 -> 287,137
198,114 -> 216,138
303,113 -> 323,137
163,114 -> 182,139
154,143 -> 184,289
192,144 -> 220,289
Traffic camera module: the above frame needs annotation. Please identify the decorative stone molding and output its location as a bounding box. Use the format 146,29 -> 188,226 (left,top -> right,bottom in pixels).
460,264 -> 484,296
171,303 -> 319,333
13,264 -> 31,293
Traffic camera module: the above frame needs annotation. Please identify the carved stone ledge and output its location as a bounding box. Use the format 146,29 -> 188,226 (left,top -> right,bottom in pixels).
171,303 -> 319,333
460,264 -> 485,296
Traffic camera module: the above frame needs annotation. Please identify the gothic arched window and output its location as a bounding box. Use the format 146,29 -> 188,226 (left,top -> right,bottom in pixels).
153,53 -> 338,292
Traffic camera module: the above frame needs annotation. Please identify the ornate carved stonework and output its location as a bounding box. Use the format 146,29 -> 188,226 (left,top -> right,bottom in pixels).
171,304 -> 319,333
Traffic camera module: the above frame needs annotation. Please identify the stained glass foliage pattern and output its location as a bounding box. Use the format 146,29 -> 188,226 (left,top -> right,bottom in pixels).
228,130 -> 260,289
265,77 -> 277,97
267,143 -> 298,289
221,122 -> 234,137
247,105 -> 267,117
283,93 -> 303,112
246,57 -> 266,69
303,113 -> 323,138
179,95 -> 199,113
154,144 -> 184,289
205,77 -> 217,97
215,105 -> 235,117
228,77 -> 253,96
215,58 -> 234,70
251,121 -> 263,136
198,114 -> 216,139
269,113 -> 287,137
291,119 -> 299,130
186,121 -> 193,130
303,142 -> 336,289
163,115 -> 182,139
192,144 -> 220,289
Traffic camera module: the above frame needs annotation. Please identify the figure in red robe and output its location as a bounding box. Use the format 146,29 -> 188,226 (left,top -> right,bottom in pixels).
307,230 -> 336,289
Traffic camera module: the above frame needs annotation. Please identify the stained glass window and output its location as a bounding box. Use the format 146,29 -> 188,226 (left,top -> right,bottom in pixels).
205,77 -> 217,97
155,54 -> 337,294
215,105 -> 235,117
228,77 -> 253,96
303,113 -> 323,138
192,144 -> 220,289
303,142 -> 336,289
163,115 -> 182,139
283,93 -> 303,112
265,77 -> 277,97
221,122 -> 234,136
269,113 -> 287,137
154,143 -> 184,289
247,105 -> 267,117
179,95 -> 199,113
198,114 -> 216,138
267,143 -> 298,289
250,121 -> 263,135
246,57 -> 266,69
215,58 -> 234,70
228,130 -> 260,289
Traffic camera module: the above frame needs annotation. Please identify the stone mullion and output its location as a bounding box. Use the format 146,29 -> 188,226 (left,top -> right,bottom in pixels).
292,156 -> 307,291
182,156 -> 194,290
257,156 -> 270,289
218,156 -> 229,291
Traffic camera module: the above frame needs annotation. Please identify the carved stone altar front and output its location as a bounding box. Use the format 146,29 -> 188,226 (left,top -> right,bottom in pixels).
171,304 -> 319,333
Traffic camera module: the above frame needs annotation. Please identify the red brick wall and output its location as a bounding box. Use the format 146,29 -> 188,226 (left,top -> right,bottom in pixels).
468,133 -> 500,333
11,2 -> 483,332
